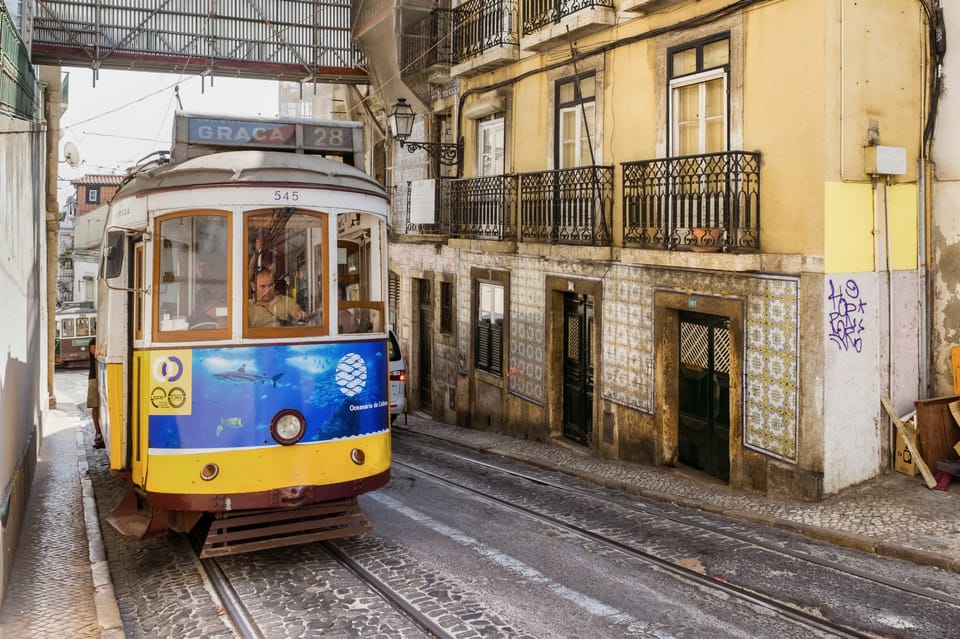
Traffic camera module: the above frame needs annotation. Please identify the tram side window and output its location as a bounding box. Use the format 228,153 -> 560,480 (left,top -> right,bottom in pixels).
157,214 -> 229,332
247,209 -> 325,330
62,318 -> 75,338
336,212 -> 386,334
76,317 -> 90,337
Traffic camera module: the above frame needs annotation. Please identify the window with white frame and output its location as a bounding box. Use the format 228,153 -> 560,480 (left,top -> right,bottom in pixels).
477,114 -> 504,177
86,187 -> 100,204
475,280 -> 504,375
669,36 -> 729,156
557,72 -> 597,169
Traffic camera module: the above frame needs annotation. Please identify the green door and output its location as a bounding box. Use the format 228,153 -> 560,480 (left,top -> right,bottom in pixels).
678,311 -> 731,482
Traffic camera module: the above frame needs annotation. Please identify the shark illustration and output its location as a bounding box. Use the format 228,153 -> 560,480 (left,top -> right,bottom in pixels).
213,364 -> 283,386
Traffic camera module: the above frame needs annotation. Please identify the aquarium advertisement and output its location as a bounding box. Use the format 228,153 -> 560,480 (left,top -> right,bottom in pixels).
146,341 -> 389,450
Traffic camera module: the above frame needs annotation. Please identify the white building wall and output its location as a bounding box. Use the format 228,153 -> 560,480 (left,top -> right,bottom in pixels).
821,272 -> 883,493
0,113 -> 48,601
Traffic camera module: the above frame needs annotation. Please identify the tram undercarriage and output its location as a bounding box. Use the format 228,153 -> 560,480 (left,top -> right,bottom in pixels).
106,481 -> 372,558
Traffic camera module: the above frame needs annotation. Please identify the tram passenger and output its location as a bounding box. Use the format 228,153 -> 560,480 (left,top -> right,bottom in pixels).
88,339 -> 104,449
249,269 -> 306,327
338,284 -> 358,333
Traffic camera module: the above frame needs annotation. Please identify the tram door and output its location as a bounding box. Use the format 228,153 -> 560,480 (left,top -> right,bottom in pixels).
562,293 -> 593,445
417,278 -> 433,410
678,311 -> 731,482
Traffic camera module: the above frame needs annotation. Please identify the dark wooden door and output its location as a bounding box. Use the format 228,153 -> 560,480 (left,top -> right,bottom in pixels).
417,278 -> 433,410
562,293 -> 594,445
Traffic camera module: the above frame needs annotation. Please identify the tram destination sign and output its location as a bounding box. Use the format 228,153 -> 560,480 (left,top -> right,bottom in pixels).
173,113 -> 363,167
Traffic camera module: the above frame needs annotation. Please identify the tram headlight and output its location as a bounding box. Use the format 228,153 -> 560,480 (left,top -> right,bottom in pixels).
270,409 -> 306,445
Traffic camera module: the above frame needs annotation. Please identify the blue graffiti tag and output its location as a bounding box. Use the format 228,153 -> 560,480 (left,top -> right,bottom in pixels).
827,278 -> 866,353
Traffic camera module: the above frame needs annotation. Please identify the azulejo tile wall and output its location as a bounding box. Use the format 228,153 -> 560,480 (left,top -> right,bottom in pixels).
600,267 -> 800,463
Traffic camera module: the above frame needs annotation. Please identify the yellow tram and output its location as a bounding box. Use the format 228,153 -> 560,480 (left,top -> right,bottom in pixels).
84,113 -> 392,555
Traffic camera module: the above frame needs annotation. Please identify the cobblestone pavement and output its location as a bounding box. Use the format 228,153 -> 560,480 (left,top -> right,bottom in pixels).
395,413 -> 960,574
0,390 -> 119,639
5,375 -> 959,639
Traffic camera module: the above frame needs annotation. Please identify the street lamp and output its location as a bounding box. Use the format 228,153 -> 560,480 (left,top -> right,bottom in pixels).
389,98 -> 463,175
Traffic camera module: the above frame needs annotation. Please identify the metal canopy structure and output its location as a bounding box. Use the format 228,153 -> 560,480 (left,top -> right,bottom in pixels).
31,0 -> 368,83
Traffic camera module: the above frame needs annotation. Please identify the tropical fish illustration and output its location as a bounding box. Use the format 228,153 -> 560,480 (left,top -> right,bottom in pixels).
216,417 -> 243,437
213,364 -> 283,386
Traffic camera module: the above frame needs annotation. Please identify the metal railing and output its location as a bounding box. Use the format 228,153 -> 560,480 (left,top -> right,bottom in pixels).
1,4 -> 41,120
622,151 -> 761,251
400,8 -> 453,76
521,0 -> 614,36
449,175 -> 518,240
519,166 -> 613,245
452,0 -> 519,64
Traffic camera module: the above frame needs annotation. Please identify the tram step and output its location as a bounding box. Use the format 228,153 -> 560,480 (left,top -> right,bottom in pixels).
192,498 -> 371,558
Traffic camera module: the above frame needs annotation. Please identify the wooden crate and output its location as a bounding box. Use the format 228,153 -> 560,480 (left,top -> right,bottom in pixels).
913,396 -> 960,471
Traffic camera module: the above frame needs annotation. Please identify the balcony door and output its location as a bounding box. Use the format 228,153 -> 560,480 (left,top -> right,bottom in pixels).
477,115 -> 504,177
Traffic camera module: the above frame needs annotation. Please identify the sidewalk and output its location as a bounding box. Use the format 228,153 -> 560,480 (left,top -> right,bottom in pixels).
396,412 -> 960,574
0,385 -> 123,639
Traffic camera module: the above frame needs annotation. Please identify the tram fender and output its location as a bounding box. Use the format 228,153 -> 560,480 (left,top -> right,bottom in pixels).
105,483 -> 170,539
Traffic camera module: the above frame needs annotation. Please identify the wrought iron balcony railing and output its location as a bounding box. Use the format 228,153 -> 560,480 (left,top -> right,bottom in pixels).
452,0 -> 519,64
519,166 -> 613,245
622,151 -> 761,252
521,0 -> 615,35
449,175 -> 518,241
400,8 -> 453,76
405,179 -> 452,235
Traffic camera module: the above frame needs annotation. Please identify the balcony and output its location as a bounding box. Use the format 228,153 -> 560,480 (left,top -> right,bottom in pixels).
399,9 -> 453,85
622,151 -> 761,252
451,0 -> 520,77
449,175 -> 518,241
519,166 -> 613,245
520,0 -> 616,52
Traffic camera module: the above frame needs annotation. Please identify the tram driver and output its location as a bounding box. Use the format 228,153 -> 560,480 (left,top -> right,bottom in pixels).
249,269 -> 307,328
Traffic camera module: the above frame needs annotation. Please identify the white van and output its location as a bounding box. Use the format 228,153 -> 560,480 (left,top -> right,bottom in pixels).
388,328 -> 406,421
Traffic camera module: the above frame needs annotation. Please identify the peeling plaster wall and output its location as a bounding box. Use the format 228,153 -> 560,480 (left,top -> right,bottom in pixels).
930,4 -> 960,396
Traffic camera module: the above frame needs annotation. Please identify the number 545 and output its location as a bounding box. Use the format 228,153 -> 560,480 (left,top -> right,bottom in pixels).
274,191 -> 299,201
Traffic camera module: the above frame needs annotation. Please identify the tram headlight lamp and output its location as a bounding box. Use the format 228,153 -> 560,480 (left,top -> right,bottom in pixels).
271,409 -> 306,445
350,448 -> 365,465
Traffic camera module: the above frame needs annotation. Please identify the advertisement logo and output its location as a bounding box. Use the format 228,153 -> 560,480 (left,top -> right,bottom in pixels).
335,353 -> 367,397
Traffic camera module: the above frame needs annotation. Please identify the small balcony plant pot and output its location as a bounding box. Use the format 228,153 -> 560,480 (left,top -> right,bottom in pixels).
691,226 -> 723,252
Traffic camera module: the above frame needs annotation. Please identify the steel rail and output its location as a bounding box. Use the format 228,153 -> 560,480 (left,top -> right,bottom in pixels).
395,430 -> 960,609
321,540 -> 457,639
391,453 -> 877,639
198,557 -> 266,639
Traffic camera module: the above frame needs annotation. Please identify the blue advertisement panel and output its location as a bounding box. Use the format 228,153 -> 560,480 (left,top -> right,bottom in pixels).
148,341 -> 388,450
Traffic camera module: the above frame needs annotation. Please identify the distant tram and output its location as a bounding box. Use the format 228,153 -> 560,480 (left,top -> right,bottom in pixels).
54,303 -> 96,368
79,113 -> 392,556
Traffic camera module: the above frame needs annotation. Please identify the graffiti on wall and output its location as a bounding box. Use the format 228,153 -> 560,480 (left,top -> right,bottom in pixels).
827,278 -> 866,353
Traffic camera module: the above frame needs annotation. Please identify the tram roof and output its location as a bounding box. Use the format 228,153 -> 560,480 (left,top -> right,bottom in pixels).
115,150 -> 388,200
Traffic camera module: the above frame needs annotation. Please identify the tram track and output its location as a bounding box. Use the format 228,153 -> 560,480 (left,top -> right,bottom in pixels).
395,431 -> 960,609
321,541 -> 459,639
197,540 -> 455,639
392,431 -> 960,638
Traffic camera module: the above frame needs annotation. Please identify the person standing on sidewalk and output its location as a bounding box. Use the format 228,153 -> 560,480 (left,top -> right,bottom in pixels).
88,338 -> 104,448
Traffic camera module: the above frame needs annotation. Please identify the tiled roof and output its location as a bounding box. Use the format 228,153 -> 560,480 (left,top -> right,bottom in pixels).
71,174 -> 124,186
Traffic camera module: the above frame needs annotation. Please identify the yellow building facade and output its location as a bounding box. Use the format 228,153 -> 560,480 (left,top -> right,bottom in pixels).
370,0 -> 939,499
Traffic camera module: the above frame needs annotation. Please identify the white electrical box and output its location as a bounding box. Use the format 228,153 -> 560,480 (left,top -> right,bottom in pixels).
864,145 -> 907,176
